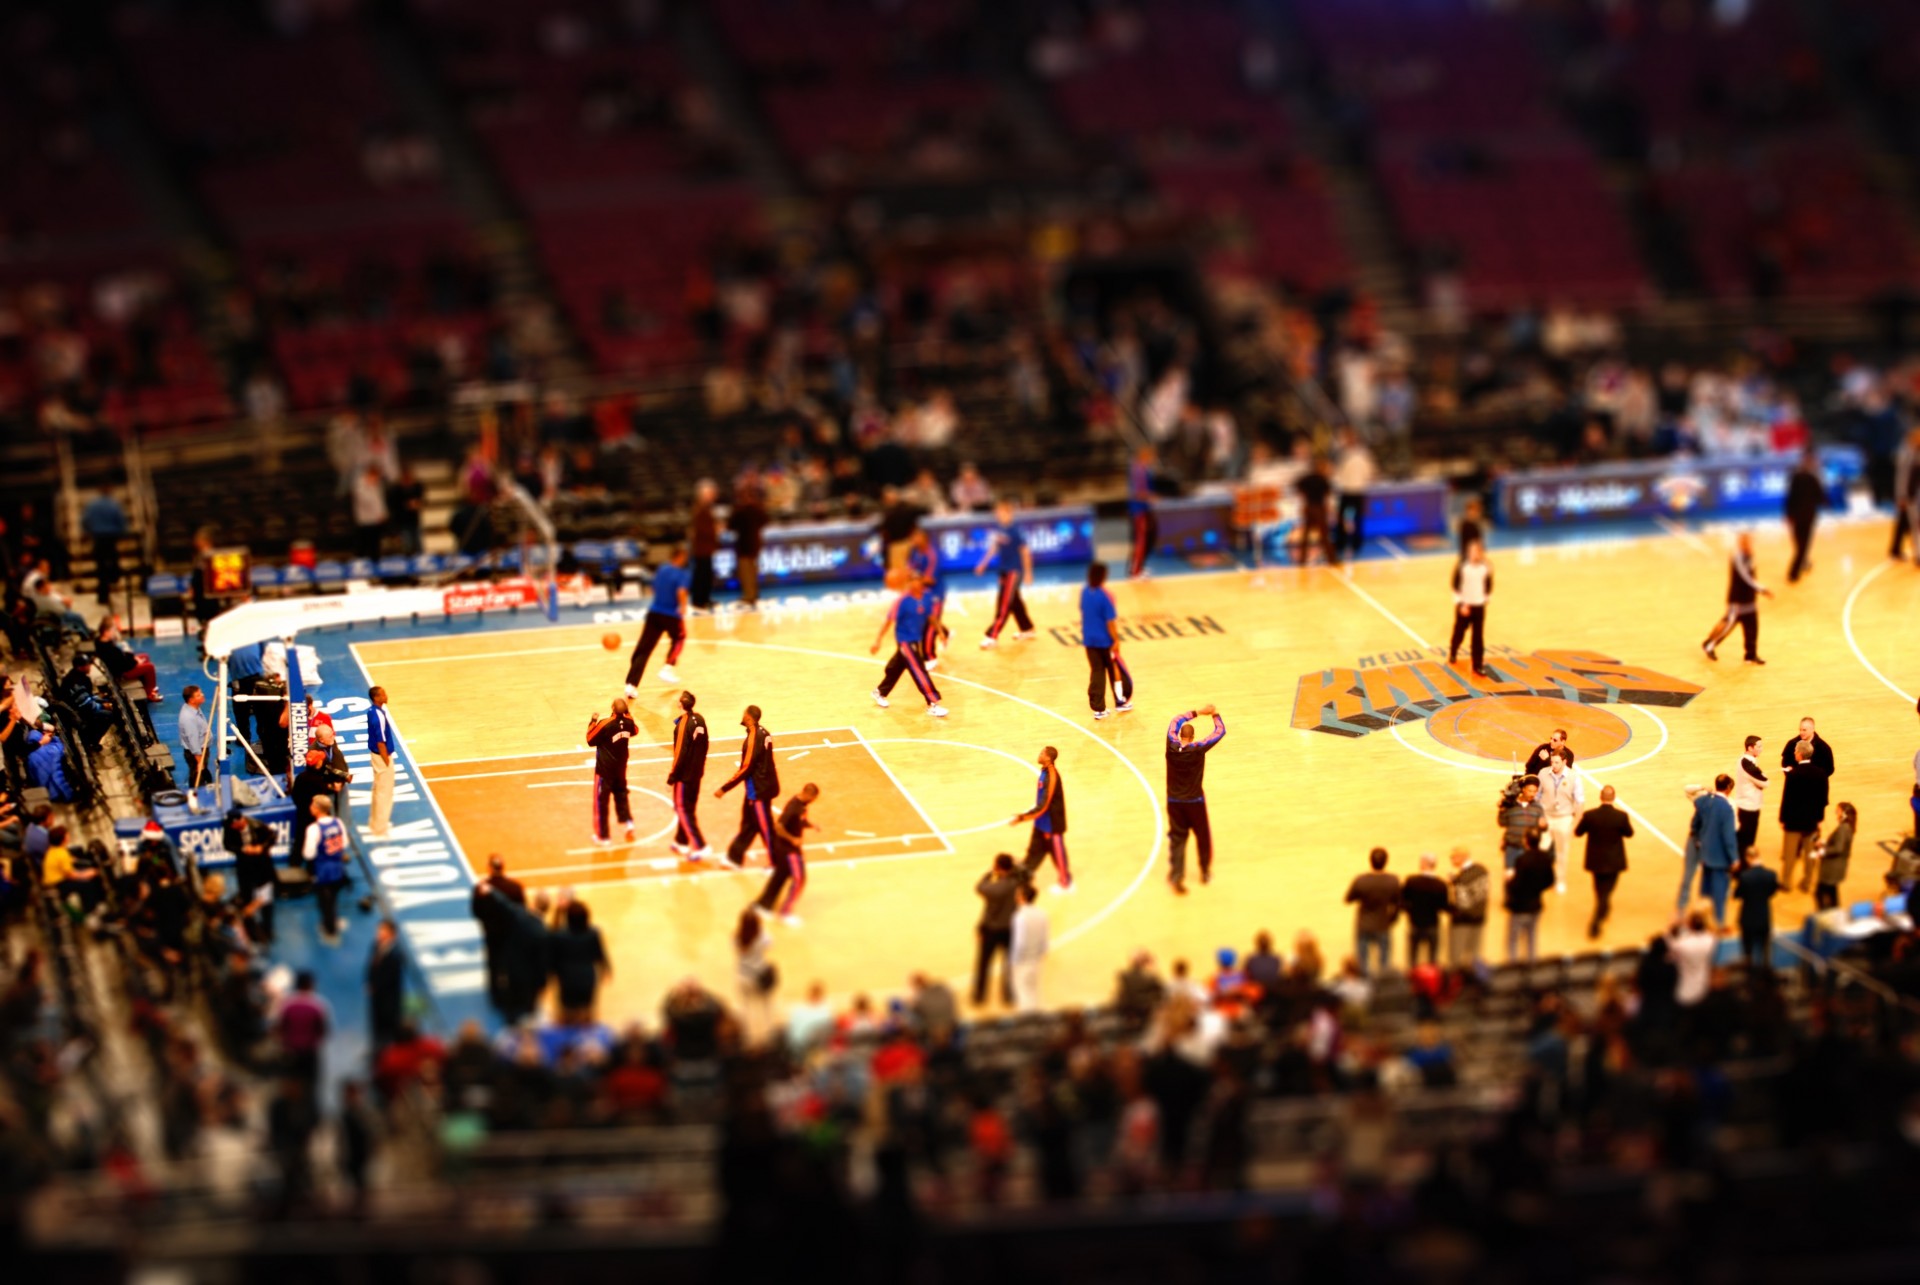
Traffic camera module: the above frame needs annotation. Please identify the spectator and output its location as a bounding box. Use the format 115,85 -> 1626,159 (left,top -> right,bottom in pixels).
1244,930 -> 1283,994
950,462 -> 993,511
94,614 -> 160,702
1344,847 -> 1401,977
471,854 -> 527,1012
390,464 -> 425,557
273,970 -> 332,1085
1668,911 -> 1717,1007
1505,827 -> 1555,963
1114,951 -> 1165,1031
1401,853 -> 1449,968
786,980 -> 835,1053
40,824 -> 99,913
351,465 -> 388,559
1446,847 -> 1489,967
974,853 -> 1021,1007
499,889 -> 553,1022
550,899 -> 611,1025
80,489 -> 127,606
26,729 -> 75,803
735,907 -> 774,1041
1735,853 -> 1780,972
688,480 -> 719,611
1815,802 -> 1856,911
1011,882 -> 1050,1011
727,480 -> 768,607
366,919 -> 406,1050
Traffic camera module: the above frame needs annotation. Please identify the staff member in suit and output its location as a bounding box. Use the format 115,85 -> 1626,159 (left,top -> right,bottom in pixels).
668,691 -> 711,859
976,499 -> 1035,647
624,546 -> 690,696
755,783 -> 818,924
716,705 -> 780,868
870,570 -> 948,718
1701,530 -> 1771,664
973,853 -> 1022,1008
1685,774 -> 1740,925
1080,562 -> 1133,721
905,528 -> 950,668
587,698 -> 638,845
1165,704 -> 1225,894
470,854 -> 527,1012
365,919 -> 405,1050
1784,448 -> 1825,583
1010,746 -> 1071,892
366,686 -> 398,839
1735,851 -> 1781,971
1778,739 -> 1829,894
1574,784 -> 1634,939
1447,539 -> 1492,677
1127,445 -> 1158,578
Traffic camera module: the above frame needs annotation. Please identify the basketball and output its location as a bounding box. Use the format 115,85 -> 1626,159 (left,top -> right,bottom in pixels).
601,631 -> 621,650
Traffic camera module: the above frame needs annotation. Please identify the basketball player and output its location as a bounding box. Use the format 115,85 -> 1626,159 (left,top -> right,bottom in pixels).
625,545 -> 690,696
668,690 -> 711,859
976,499 -> 1035,647
1166,704 -> 1226,894
870,571 -> 949,717
1127,445 -> 1158,578
1009,746 -> 1071,891
905,528 -> 950,668
1448,538 -> 1492,677
756,783 -> 819,924
716,705 -> 779,867
1080,562 -> 1132,720
1701,530 -> 1771,664
586,698 -> 638,845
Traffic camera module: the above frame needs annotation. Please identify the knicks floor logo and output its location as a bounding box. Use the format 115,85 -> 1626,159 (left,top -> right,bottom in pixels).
1292,649 -> 1703,748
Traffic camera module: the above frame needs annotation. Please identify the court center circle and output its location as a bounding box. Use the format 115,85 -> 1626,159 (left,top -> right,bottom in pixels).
1426,695 -> 1632,762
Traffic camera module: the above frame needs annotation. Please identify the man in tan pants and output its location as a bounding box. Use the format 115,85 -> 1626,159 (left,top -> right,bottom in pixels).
367,685 -> 396,838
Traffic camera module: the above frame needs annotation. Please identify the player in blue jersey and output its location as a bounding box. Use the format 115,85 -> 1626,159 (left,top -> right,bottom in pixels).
1010,746 -> 1071,891
625,546 -> 690,696
1080,561 -> 1133,720
975,499 -> 1035,648
906,528 -> 950,669
1128,445 -> 1158,578
870,569 -> 948,717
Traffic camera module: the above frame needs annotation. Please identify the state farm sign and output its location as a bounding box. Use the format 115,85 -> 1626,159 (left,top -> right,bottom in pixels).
442,580 -> 543,615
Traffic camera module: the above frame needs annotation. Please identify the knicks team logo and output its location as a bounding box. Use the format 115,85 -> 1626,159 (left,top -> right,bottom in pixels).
1292,649 -> 1702,739
1654,472 -> 1707,512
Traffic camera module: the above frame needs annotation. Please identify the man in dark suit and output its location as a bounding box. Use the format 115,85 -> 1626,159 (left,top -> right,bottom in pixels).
1784,447 -> 1825,583
365,919 -> 406,1051
1689,774 -> 1741,926
1779,717 -> 1835,892
1574,784 -> 1635,939
470,854 -> 527,1012
974,853 -> 1022,1008
1735,852 -> 1781,971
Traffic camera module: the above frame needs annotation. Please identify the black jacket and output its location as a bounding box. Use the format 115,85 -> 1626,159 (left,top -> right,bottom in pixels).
1575,803 -> 1634,874
976,873 -> 1022,932
1785,466 -> 1825,523
1779,733 -> 1835,816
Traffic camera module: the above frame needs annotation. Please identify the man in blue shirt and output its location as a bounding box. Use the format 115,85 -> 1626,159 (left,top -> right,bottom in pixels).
81,490 -> 128,605
227,639 -> 267,754
1079,562 -> 1132,721
906,529 -> 949,669
367,685 -> 399,839
870,571 -> 948,717
625,546 -> 691,697
974,500 -> 1035,648
179,684 -> 215,790
1127,445 -> 1158,578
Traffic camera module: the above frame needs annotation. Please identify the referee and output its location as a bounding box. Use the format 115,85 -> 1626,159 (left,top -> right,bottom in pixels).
1165,704 -> 1226,894
1010,746 -> 1071,892
716,705 -> 780,867
1447,538 -> 1492,677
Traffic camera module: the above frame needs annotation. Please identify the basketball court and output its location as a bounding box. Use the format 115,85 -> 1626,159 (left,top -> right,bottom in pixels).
349,516 -> 1920,1020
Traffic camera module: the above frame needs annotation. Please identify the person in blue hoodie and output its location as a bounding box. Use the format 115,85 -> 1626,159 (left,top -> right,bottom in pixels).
26,728 -> 75,803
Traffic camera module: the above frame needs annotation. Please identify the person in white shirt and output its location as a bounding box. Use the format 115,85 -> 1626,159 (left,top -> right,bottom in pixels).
350,465 -> 389,559
1668,910 -> 1718,1007
1537,752 -> 1584,891
1331,428 -> 1378,562
1010,883 -> 1050,1012
1448,540 -> 1493,676
1733,734 -> 1767,855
